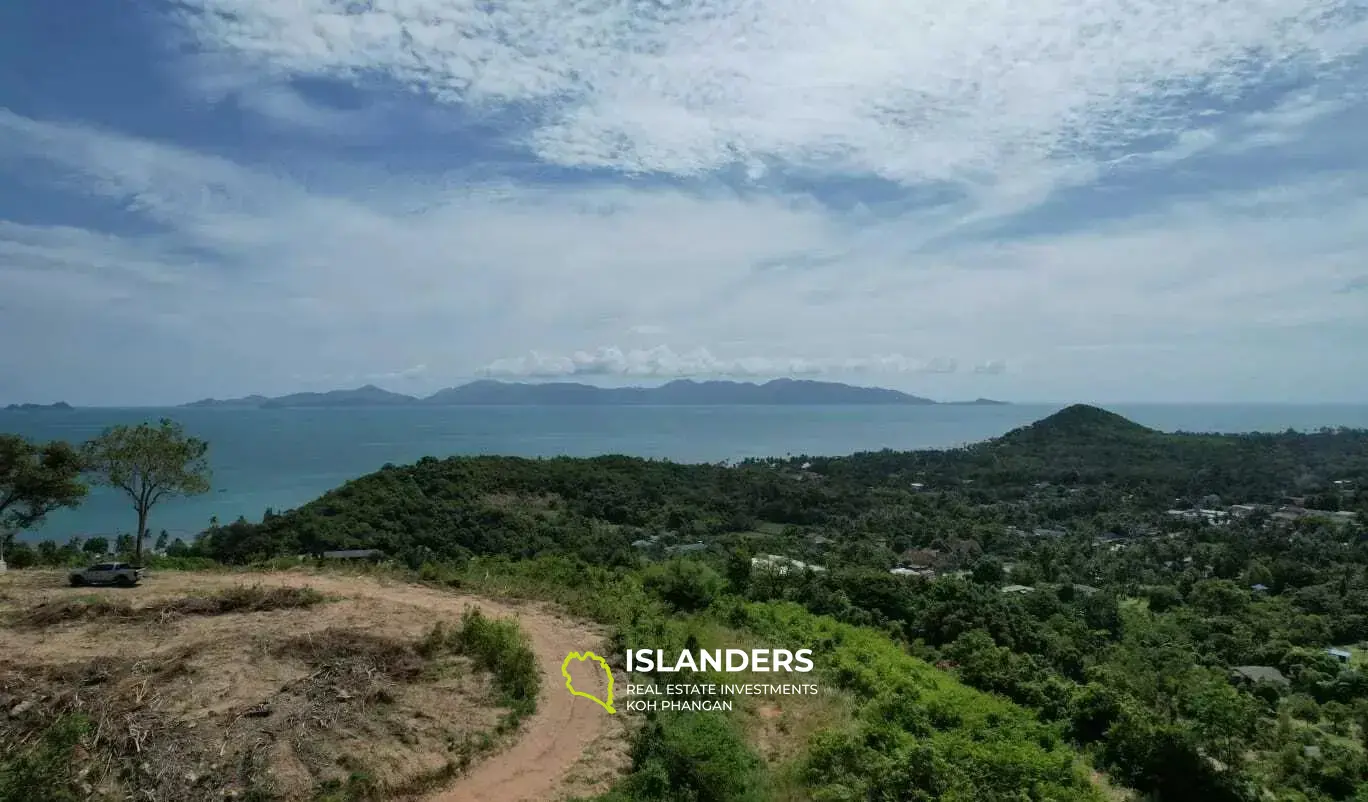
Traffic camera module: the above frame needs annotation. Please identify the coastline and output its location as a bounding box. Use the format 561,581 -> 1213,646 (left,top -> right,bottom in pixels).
6,402 -> 1368,542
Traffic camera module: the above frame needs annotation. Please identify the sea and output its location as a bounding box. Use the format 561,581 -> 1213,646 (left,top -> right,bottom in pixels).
4,404 -> 1368,542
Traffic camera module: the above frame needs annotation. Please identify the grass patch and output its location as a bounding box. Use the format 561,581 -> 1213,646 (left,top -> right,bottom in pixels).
14,585 -> 327,628
1,651 -> 206,801
0,714 -> 91,802
419,608 -> 541,725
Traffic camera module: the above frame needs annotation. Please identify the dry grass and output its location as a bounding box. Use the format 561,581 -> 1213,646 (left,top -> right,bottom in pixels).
0,582 -> 506,801
0,569 -> 628,802
13,585 -> 326,629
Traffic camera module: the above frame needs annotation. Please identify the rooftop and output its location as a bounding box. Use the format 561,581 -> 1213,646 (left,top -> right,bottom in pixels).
320,549 -> 384,559
1230,666 -> 1289,686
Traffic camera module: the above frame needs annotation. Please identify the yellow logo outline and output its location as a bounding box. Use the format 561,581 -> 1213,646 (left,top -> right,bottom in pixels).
561,651 -> 616,714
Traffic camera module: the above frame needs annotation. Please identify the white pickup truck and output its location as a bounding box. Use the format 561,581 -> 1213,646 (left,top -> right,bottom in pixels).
69,562 -> 145,587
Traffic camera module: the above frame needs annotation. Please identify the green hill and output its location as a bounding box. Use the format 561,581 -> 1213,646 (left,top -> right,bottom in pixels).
998,403 -> 1158,444
194,406 -> 1368,564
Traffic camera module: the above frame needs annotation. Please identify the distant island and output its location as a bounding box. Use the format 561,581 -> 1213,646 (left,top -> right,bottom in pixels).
4,401 -> 73,411
181,379 -> 1010,408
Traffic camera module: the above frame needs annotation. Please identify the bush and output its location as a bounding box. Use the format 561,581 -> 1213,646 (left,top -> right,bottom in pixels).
603,711 -> 767,802
418,561 -> 463,587
2,542 -> 36,569
424,608 -> 541,722
143,555 -> 222,571
642,559 -> 726,613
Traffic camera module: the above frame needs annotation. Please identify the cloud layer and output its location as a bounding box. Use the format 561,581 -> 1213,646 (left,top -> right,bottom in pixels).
481,347 -> 967,379
1,1 -> 1366,404
174,0 -> 1366,193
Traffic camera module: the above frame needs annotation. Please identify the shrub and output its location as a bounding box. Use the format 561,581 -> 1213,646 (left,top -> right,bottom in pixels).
0,715 -> 91,802
426,609 -> 541,722
603,711 -> 767,802
642,559 -> 726,613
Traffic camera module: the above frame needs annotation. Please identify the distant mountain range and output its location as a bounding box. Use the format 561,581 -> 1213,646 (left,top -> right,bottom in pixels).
180,379 -> 1009,408
4,401 -> 73,411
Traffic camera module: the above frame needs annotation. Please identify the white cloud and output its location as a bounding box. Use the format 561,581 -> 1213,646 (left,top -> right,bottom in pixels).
172,0 -> 1368,210
290,364 -> 428,385
183,54 -> 362,135
480,347 -> 967,379
1,98 -> 1366,404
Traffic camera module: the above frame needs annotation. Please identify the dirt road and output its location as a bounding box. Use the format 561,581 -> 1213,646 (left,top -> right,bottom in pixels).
0,569 -> 629,802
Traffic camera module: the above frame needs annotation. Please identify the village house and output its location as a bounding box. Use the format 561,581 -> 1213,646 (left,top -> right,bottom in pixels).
1229,666 -> 1289,688
666,542 -> 708,555
890,567 -> 936,579
752,554 -> 827,575
319,548 -> 384,561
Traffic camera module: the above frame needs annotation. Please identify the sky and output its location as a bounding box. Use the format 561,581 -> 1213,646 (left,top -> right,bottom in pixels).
1,1 -> 1366,406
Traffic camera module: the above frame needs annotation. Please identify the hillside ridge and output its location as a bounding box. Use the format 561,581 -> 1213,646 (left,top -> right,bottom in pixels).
182,379 -> 988,408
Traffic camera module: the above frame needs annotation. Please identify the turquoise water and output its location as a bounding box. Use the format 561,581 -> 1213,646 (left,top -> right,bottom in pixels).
4,404 -> 1368,542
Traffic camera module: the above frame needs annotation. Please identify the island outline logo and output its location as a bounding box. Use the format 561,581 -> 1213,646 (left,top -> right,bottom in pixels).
561,651 -> 616,714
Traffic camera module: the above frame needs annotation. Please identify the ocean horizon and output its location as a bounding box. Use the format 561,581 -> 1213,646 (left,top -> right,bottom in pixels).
5,403 -> 1368,543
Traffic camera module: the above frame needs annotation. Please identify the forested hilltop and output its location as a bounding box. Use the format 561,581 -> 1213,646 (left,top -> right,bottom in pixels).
9,404 -> 1368,801
196,404 -> 1367,567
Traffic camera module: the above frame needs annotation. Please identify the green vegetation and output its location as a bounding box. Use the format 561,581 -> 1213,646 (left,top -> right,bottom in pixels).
0,715 -> 90,802
0,434 -> 86,564
6,403 -> 1368,799
603,710 -> 767,802
446,556 -> 1101,802
82,418 -> 211,563
420,608 -> 542,724
735,601 -> 1098,801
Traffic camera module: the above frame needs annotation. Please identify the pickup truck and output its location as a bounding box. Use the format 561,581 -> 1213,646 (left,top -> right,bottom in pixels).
69,562 -> 145,587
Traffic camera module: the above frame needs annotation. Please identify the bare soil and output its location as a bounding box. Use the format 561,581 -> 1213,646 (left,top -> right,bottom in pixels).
0,569 -> 628,801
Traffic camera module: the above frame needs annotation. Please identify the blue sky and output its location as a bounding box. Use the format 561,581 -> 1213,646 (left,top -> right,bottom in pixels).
1,0 -> 1366,405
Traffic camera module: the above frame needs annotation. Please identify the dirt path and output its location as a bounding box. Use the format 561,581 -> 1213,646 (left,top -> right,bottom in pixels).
199,571 -> 626,802
0,569 -> 628,802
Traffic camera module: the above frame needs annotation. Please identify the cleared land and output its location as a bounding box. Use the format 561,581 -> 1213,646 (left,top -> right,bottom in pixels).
0,569 -> 628,801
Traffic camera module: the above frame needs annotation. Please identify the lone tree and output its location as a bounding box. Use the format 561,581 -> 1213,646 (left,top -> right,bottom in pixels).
0,435 -> 88,563
82,419 -> 210,563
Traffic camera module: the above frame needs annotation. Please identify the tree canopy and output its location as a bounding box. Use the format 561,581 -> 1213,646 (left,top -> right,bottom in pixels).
0,434 -> 86,557
81,418 -> 210,563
